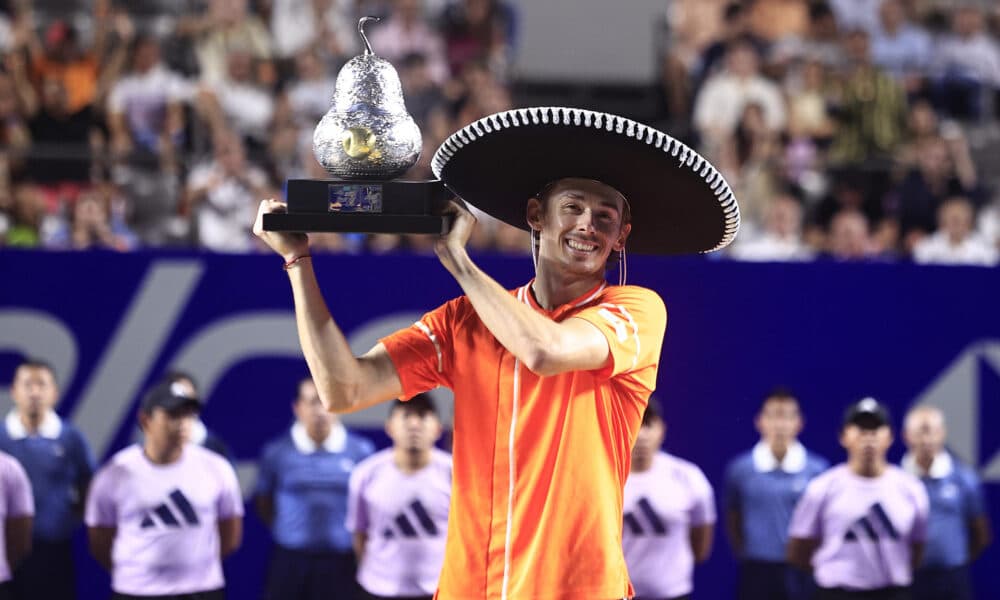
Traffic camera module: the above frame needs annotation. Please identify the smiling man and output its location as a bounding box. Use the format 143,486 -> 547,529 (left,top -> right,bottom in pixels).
253,106 -> 739,600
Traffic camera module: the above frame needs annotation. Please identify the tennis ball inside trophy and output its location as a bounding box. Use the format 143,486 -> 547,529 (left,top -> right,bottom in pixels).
313,16 -> 422,180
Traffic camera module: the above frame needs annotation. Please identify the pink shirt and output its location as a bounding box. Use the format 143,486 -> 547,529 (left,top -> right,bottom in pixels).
85,444 -> 244,595
622,452 -> 715,599
346,448 -> 452,597
789,464 -> 929,590
0,451 -> 33,583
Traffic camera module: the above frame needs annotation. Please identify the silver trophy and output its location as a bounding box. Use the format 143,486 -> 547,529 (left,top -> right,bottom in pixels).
264,17 -> 450,234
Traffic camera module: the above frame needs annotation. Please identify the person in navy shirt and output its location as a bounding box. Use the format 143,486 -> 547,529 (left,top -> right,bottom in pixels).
254,377 -> 375,600
901,405 -> 992,600
0,358 -> 95,600
723,387 -> 829,600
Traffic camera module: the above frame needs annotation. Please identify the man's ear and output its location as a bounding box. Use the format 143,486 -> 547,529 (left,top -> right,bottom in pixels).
526,197 -> 544,232
613,222 -> 632,251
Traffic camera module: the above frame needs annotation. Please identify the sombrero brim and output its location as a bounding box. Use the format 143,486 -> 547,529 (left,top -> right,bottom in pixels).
431,107 -> 739,255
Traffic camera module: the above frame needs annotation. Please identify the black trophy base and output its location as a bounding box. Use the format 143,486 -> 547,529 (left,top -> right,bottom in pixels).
263,179 -> 452,235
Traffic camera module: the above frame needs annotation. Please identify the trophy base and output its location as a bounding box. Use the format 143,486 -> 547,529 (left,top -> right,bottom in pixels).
263,179 -> 453,235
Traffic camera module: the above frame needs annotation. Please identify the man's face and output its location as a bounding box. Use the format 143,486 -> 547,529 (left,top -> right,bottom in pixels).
904,409 -> 946,460
293,380 -> 335,434
632,417 -> 665,465
11,366 -> 59,418
386,407 -> 442,453
527,178 -> 630,277
141,406 -> 196,451
939,200 -> 973,242
755,397 -> 802,448
134,40 -> 161,73
840,423 -> 892,463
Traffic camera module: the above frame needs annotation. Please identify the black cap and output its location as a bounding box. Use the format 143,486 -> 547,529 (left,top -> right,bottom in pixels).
842,397 -> 891,430
141,380 -> 201,414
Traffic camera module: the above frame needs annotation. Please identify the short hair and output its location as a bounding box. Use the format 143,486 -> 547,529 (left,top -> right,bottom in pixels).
761,386 -> 798,407
295,377 -> 316,400
641,397 -> 663,426
389,393 -> 439,418
14,358 -> 57,382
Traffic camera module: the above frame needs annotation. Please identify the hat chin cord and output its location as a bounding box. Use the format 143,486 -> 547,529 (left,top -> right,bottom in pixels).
618,244 -> 627,287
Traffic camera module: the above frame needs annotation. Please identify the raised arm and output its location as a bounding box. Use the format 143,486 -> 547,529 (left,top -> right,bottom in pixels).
434,202 -> 610,377
253,200 -> 403,412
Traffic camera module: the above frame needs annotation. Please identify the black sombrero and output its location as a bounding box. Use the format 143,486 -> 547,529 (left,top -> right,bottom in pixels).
431,107 -> 739,255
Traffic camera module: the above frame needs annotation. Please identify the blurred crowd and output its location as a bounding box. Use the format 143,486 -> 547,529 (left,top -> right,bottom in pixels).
0,0 -> 998,266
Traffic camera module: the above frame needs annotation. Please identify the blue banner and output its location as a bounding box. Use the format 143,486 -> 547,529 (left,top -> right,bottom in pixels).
1,250 -> 997,599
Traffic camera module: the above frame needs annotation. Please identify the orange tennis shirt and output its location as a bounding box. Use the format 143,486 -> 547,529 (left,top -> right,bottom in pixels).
381,280 -> 667,600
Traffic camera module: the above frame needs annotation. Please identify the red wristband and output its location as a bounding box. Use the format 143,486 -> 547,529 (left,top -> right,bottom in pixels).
283,254 -> 312,270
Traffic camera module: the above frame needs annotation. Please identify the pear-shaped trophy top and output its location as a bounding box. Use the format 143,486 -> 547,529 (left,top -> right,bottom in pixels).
313,17 -> 423,180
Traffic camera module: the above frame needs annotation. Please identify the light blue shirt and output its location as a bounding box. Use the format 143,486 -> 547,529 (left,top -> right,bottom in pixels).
724,442 -> 829,562
903,451 -> 987,568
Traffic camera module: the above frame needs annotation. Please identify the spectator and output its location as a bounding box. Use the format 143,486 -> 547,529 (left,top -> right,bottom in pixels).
659,0 -> 731,118
280,47 -> 337,132
912,197 -> 998,267
887,134 -> 982,251
902,405 -> 993,600
0,450 -> 32,600
254,377 -> 375,600
440,0 -> 515,77
85,380 -> 244,600
184,130 -> 270,252
770,2 -> 844,72
0,71 -> 30,163
368,0 -> 450,85
723,388 -> 829,600
623,399 -> 715,600
827,29 -> 907,165
788,398 -> 930,600
199,49 -> 276,150
786,59 -> 837,144
717,102 -> 782,235
346,394 -> 451,600
693,39 -> 786,158
747,0 -> 810,43
828,0 -> 883,35
179,0 -> 273,85
107,34 -> 189,167
45,184 -> 138,251
2,183 -> 46,248
692,3 -> 769,95
731,195 -> 814,262
930,5 -> 1000,120
265,0 -> 321,62
870,0 -> 931,94
0,358 -> 95,600
825,209 -> 876,261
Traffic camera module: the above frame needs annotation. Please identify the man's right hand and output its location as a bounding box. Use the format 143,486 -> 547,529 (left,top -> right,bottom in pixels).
253,198 -> 310,262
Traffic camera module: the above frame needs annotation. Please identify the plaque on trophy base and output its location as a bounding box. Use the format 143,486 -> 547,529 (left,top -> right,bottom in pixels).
262,179 -> 452,234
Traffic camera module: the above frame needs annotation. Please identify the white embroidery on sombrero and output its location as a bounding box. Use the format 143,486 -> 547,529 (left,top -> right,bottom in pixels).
431,106 -> 741,253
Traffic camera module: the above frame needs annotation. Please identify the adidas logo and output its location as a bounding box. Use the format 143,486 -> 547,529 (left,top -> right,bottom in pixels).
623,497 -> 668,536
843,502 -> 899,542
140,489 -> 200,529
382,499 -> 440,539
